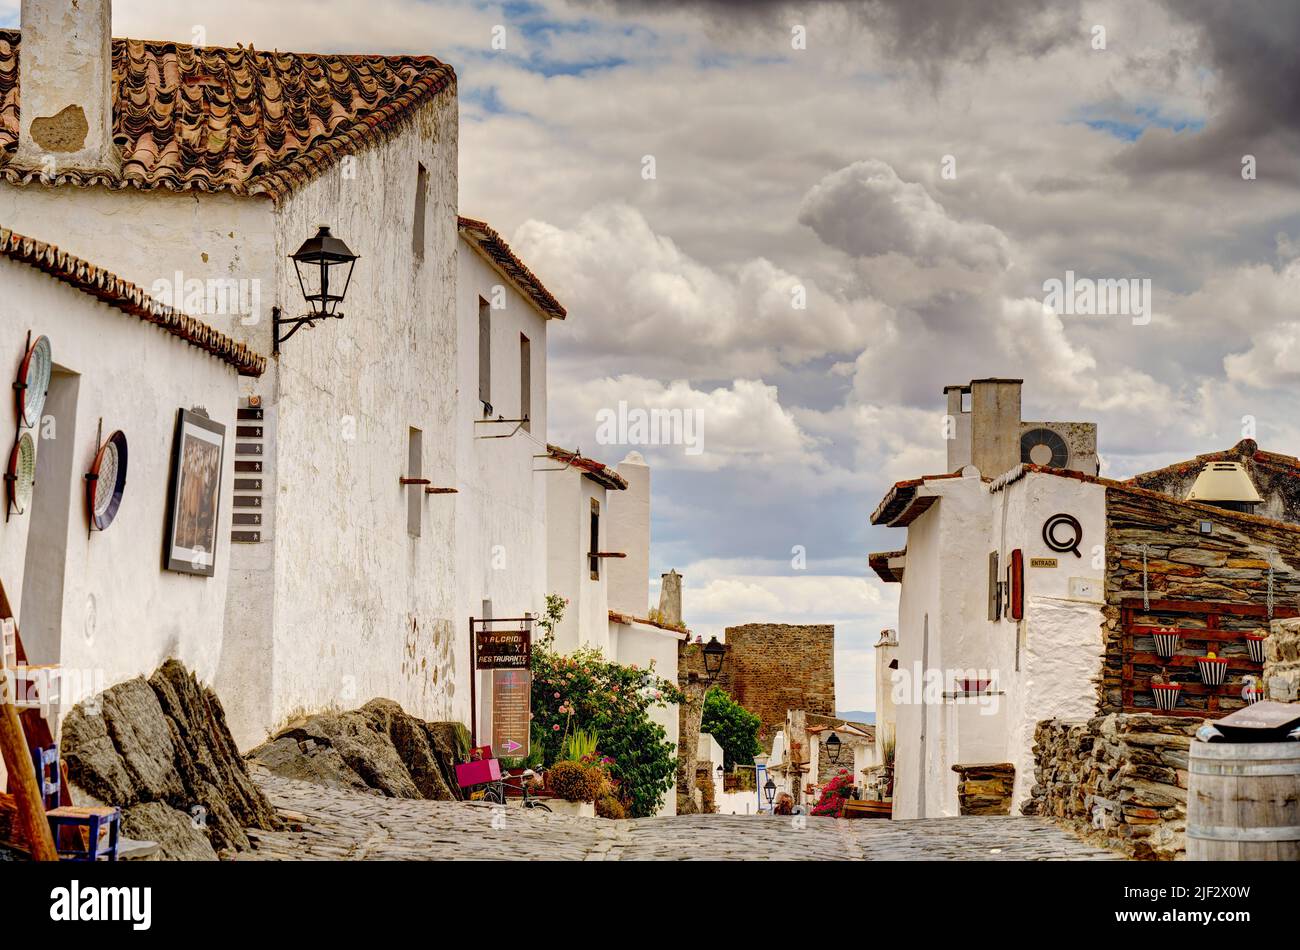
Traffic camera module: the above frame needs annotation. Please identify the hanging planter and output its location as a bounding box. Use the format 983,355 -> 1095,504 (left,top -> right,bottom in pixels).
1152,626 -> 1180,659
1196,653 -> 1228,686
1244,633 -> 1267,665
1150,682 -> 1182,711
1243,683 -> 1266,705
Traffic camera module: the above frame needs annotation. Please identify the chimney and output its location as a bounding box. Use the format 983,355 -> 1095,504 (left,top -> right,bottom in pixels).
658,569 -> 682,627
14,0 -> 119,175
945,378 -> 1023,478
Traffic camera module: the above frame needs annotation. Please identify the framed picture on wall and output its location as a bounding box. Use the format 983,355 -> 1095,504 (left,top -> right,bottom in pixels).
163,408 -> 226,576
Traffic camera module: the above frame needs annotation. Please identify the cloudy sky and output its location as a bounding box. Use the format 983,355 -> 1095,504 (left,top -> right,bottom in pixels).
18,0 -> 1299,712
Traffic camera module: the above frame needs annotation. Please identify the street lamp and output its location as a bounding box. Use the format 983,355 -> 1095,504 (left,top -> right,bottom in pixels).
763,775 -> 776,807
825,731 -> 842,764
275,225 -> 360,354
702,636 -> 725,683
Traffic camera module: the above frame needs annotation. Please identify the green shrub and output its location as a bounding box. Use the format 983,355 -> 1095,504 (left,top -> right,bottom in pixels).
700,687 -> 762,770
559,728 -> 598,763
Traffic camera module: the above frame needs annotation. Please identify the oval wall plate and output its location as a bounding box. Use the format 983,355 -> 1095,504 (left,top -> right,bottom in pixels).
7,430 -> 36,515
87,429 -> 128,531
16,334 -> 51,428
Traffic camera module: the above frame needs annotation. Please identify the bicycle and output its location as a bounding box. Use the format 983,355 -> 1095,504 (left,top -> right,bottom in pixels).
481,768 -> 552,812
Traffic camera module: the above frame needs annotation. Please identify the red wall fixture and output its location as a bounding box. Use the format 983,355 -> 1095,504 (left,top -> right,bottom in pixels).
1008,549 -> 1025,620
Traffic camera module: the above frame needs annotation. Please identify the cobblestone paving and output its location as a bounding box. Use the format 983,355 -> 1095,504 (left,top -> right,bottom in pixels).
241,772 -> 1120,861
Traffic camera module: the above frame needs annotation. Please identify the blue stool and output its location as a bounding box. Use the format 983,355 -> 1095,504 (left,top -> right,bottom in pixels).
31,746 -> 121,861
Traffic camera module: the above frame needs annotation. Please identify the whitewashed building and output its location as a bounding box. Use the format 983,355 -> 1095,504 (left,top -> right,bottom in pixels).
0,0 -> 462,747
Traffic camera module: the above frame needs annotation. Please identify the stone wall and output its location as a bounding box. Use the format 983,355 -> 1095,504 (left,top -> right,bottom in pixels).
723,624 -> 835,748
1101,487 -> 1300,715
953,763 -> 1014,815
1023,714 -> 1198,860
1267,617 -> 1300,702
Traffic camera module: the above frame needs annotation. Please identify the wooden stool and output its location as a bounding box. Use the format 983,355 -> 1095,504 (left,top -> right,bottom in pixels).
45,806 -> 121,862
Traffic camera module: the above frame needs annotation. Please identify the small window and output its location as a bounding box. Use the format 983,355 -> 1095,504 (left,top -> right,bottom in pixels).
478,298 -> 491,412
407,427 -> 422,538
520,333 -> 531,431
961,390 -> 972,413
589,498 -> 600,579
413,163 -> 428,260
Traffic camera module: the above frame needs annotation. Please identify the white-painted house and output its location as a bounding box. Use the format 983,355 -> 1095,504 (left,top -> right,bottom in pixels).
0,0 -> 463,747
869,379 -> 1107,818
455,216 -> 563,746
544,446 -> 686,814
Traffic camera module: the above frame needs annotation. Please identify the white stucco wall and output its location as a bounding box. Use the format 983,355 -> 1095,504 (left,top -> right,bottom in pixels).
606,451 -> 650,617
887,468 -> 1106,818
547,471 -> 614,654
0,257 -> 240,716
455,237 -> 550,742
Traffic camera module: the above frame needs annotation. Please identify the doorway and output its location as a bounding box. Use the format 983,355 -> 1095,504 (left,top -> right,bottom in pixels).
19,367 -> 79,666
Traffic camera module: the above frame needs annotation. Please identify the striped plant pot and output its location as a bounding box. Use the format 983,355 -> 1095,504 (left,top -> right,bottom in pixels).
1243,686 -> 1266,705
1151,683 -> 1182,711
1152,628 -> 1180,659
1197,657 -> 1229,686
1244,635 -> 1267,665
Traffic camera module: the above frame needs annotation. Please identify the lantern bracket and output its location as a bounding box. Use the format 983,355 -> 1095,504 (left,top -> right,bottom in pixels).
273,306 -> 345,355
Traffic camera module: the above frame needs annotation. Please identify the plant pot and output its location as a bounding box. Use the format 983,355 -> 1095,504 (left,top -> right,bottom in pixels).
1197,656 -> 1228,686
1151,683 -> 1182,711
1243,686 -> 1266,705
1245,634 -> 1267,665
1152,628 -> 1180,659
546,798 -> 595,818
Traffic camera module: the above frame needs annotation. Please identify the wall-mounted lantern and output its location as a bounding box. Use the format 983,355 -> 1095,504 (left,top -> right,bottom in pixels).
763,775 -> 777,807
825,731 -> 842,764
274,226 -> 360,354
702,636 -> 725,684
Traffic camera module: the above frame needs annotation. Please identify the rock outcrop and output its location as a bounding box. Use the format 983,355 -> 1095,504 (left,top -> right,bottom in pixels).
246,699 -> 468,800
59,659 -> 281,859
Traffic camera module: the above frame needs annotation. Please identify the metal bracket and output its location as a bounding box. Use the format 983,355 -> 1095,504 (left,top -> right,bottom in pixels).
474,416 -> 528,440
274,306 -> 343,355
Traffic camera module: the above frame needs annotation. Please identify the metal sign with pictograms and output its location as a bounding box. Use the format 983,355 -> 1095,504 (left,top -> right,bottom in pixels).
475,628 -> 531,670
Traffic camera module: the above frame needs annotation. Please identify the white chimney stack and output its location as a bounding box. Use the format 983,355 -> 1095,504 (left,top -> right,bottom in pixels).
15,0 -> 118,175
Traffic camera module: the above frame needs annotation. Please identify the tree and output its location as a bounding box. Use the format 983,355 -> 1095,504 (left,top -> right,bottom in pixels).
700,687 -> 762,770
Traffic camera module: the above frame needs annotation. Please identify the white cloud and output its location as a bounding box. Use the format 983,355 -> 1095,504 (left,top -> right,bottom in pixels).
798,160 -> 1011,270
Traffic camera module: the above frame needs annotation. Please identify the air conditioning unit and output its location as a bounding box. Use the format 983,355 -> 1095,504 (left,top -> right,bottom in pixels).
1020,426 -> 1071,468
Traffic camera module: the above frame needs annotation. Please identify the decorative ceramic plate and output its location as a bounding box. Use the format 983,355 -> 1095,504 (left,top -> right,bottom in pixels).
87,429 -> 128,530
6,431 -> 36,515
16,335 -> 51,428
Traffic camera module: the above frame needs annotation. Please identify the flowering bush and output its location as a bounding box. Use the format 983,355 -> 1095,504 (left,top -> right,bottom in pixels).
810,769 -> 856,818
531,635 -> 683,818
700,687 -> 762,770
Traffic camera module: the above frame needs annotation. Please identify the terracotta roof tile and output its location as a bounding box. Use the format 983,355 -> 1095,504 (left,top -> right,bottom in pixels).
0,31 -> 455,201
458,216 -> 566,320
546,444 -> 628,490
0,225 -> 265,375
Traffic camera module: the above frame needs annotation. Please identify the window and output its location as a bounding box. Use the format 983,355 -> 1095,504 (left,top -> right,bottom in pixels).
589,497 -> 600,579
407,427 -> 422,538
413,163 -> 428,260
478,298 -> 491,413
519,333 -> 531,431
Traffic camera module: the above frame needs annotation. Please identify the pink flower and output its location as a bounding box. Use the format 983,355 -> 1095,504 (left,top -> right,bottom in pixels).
553,692 -> 560,699
552,724 -> 560,732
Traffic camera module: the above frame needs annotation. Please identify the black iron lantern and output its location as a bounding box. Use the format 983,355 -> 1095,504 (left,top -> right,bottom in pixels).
825,731 -> 843,764
274,225 -> 360,353
763,775 -> 777,806
702,636 -> 725,683
716,763 -> 724,776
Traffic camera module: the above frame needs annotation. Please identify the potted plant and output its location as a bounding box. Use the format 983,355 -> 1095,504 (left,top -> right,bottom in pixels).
1244,631 -> 1267,665
546,728 -> 600,817
1153,626 -> 1180,659
1242,675 -> 1265,705
1197,651 -> 1228,686
1150,670 -> 1182,711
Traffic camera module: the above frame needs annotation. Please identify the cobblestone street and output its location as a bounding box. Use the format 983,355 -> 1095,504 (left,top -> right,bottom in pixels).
241,772 -> 1120,861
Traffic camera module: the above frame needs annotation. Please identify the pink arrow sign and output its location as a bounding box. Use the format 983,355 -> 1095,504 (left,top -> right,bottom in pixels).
503,739 -> 522,753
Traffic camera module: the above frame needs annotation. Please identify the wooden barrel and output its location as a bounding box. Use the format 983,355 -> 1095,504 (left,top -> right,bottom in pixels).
1187,740 -> 1300,860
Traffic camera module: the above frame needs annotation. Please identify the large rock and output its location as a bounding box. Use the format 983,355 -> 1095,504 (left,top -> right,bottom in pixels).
247,700 -> 468,800
121,802 -> 218,861
60,659 -> 282,858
